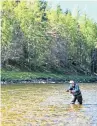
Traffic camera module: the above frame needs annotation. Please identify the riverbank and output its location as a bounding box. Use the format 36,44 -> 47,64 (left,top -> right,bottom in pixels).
1,70 -> 97,84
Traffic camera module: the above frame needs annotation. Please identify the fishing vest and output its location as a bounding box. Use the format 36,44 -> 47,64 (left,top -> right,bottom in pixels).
70,84 -> 81,96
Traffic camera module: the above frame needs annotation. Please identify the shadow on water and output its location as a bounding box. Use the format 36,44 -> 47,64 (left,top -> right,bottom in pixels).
63,104 -> 84,114
83,104 -> 97,106
59,103 -> 97,112
68,104 -> 83,111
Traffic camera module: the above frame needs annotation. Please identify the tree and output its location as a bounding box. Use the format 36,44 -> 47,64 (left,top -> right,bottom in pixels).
1,0 -> 97,74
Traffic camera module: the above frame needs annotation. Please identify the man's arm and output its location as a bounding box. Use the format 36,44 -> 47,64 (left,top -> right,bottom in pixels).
66,85 -> 73,92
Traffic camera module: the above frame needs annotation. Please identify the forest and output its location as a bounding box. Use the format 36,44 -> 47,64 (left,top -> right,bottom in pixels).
1,0 -> 97,75
1,1 -> 97,125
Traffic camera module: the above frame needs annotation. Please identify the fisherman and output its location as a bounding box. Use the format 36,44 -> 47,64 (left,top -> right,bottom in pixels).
66,80 -> 83,104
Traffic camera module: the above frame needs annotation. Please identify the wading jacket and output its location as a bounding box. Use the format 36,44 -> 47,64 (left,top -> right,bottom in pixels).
68,84 -> 81,96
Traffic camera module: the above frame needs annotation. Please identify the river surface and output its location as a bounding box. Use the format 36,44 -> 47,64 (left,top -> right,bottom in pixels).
1,83 -> 97,126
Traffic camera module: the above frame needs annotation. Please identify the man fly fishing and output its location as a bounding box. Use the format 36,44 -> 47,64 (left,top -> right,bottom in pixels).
66,80 -> 83,104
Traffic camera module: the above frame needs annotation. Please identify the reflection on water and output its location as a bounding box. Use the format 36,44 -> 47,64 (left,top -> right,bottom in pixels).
68,104 -> 83,111
1,83 -> 97,126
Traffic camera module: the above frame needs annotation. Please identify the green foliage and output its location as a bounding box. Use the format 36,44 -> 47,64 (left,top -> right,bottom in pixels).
1,70 -> 97,83
1,0 -> 97,74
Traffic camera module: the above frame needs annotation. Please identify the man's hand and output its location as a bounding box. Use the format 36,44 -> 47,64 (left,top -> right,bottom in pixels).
70,90 -> 75,94
69,90 -> 72,94
66,90 -> 75,94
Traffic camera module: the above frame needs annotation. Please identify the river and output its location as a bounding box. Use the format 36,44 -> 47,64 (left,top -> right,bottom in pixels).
1,83 -> 97,126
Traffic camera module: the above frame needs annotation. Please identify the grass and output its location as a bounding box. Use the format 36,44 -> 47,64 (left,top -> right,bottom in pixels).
1,70 -> 64,79
1,70 -> 97,82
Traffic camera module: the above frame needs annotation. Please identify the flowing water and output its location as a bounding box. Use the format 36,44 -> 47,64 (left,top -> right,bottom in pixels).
1,83 -> 97,126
